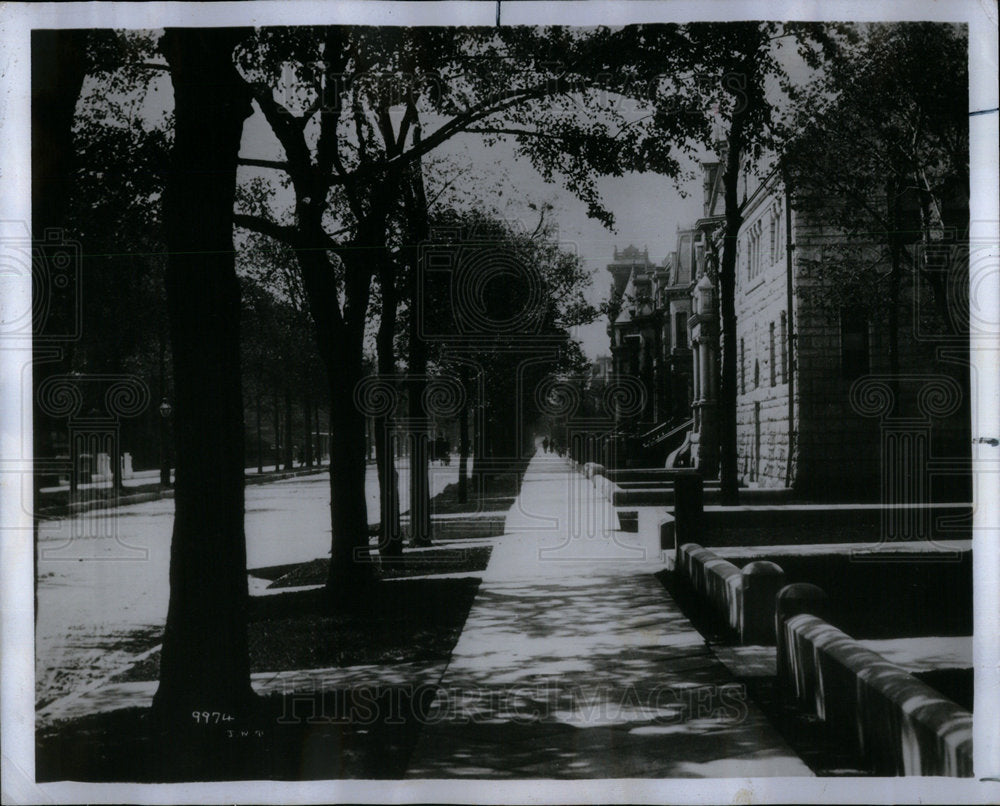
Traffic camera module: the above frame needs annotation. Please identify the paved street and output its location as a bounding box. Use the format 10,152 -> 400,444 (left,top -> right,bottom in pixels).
35,460 -> 463,709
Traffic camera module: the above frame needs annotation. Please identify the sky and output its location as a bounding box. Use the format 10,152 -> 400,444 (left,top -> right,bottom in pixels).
236,103 -> 708,361
466,144 -> 707,359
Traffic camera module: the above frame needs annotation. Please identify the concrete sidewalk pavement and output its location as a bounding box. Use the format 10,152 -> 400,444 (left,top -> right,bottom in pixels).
405,452 -> 813,778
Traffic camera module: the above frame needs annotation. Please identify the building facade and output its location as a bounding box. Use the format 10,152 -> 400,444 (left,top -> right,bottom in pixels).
606,242 -> 695,465
607,158 -> 969,499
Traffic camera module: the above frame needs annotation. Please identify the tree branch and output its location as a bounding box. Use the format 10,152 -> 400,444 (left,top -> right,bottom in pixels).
395,101 -> 418,154
425,166 -> 471,209
236,213 -> 355,265
234,214 -> 300,247
465,126 -> 568,140
248,83 -> 315,194
383,81 -> 554,176
237,157 -> 290,173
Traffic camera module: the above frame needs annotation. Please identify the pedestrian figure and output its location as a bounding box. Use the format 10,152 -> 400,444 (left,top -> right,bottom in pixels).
542,437 -> 550,453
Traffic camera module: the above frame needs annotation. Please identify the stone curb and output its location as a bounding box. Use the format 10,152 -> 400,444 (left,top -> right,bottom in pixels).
677,542 -> 786,644
779,612 -> 973,776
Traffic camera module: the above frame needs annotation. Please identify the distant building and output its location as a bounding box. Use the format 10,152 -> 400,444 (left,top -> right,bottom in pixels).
606,242 -> 695,464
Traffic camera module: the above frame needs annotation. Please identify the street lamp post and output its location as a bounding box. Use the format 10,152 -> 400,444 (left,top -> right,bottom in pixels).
159,397 -> 172,487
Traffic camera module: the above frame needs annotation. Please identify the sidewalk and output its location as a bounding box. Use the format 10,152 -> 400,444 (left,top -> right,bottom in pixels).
405,452 -> 812,778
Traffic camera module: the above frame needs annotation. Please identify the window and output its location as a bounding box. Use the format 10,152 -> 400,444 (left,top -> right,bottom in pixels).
740,338 -> 746,395
779,311 -> 788,383
840,309 -> 870,380
769,215 -> 776,265
747,220 -> 766,282
769,322 -> 776,387
775,202 -> 784,261
754,357 -> 760,389
675,312 -> 687,349
758,222 -> 764,275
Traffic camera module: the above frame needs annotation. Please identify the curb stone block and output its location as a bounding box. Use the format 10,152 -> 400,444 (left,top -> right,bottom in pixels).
778,612 -> 973,776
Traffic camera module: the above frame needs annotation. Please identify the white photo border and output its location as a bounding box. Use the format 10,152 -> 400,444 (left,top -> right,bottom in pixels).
1,1 -> 997,803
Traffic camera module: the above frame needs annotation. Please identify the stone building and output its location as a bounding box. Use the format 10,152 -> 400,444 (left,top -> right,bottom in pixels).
606,242 -> 695,464
713,160 -> 967,496
699,160 -> 798,488
606,158 -> 969,499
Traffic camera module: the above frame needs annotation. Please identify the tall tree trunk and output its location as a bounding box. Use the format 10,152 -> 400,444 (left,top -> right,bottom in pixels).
474,396 -> 488,496
272,388 -> 281,471
284,383 -> 294,468
303,396 -> 313,468
325,349 -> 376,597
153,27 -> 255,724
314,397 -> 323,465
457,364 -> 470,504
292,244 -> 376,600
375,264 -> 403,558
256,386 -> 263,474
405,134 -> 432,547
111,352 -> 127,493
717,113 -> 746,506
111,427 -> 125,491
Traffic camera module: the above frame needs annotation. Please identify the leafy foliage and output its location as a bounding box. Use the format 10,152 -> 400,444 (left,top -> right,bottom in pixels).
780,22 -> 968,333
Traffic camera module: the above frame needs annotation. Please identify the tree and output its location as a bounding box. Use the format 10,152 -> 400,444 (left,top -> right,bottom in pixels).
401,128 -> 434,546
231,25 -> 709,594
238,232 -> 329,475
413,207 -> 597,487
780,22 -> 969,364
678,21 -> 845,502
151,27 -> 256,725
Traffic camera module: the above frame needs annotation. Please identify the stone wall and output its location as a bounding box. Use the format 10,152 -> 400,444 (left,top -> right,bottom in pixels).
791,203 -> 878,495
